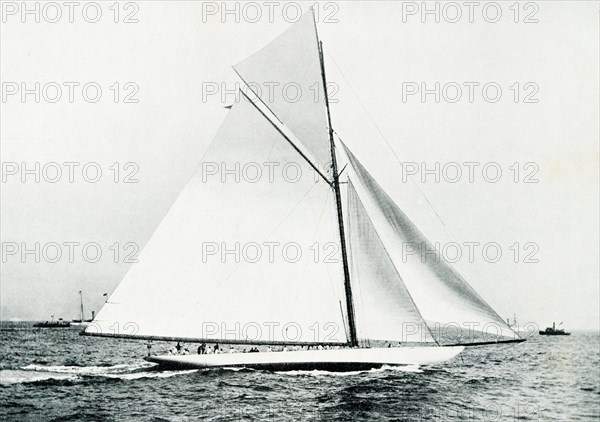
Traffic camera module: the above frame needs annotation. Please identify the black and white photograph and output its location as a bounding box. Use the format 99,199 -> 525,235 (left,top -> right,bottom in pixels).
1,1 -> 599,420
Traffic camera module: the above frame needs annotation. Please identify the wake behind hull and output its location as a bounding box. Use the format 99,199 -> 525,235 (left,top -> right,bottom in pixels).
145,346 -> 464,371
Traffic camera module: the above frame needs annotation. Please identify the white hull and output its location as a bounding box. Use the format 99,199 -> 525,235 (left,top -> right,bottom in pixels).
145,346 -> 464,371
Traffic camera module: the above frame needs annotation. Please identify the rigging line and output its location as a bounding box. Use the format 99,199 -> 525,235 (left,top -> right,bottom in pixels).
237,89 -> 331,185
348,179 -> 440,346
327,54 -> 449,228
338,301 -> 349,342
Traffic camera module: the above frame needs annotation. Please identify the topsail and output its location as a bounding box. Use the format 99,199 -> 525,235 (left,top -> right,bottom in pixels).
233,12 -> 330,172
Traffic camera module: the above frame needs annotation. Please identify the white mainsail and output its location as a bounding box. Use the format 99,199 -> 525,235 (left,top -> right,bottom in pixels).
87,95 -> 346,344
339,143 -> 519,343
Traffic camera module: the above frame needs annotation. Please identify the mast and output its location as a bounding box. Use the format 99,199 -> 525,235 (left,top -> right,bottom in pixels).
313,12 -> 358,347
79,290 -> 84,321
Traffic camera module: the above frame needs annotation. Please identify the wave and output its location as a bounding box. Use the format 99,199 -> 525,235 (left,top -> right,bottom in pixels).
2,362 -> 422,385
0,369 -> 77,385
0,362 -> 197,385
101,369 -> 198,380
21,362 -> 155,375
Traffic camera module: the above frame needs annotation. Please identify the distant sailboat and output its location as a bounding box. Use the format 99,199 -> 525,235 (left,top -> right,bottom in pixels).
70,291 -> 94,327
83,10 -> 523,370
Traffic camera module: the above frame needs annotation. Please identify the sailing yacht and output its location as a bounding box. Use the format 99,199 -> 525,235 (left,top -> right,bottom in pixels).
71,291 -> 94,327
83,10 -> 523,370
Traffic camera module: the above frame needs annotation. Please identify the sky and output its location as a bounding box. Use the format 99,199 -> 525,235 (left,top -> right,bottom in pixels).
1,1 -> 598,331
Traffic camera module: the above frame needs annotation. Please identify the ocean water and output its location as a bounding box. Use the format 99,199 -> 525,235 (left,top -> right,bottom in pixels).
0,322 -> 598,421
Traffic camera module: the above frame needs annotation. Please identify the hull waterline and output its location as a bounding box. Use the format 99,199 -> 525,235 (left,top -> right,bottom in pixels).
145,346 -> 464,371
